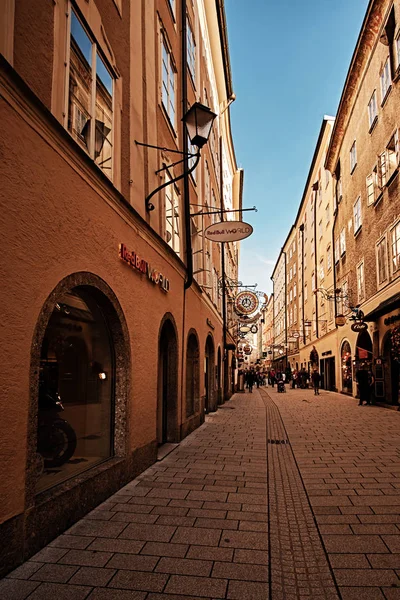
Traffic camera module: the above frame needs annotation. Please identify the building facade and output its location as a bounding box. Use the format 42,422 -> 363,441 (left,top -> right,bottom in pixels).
326,0 -> 400,403
0,0 -> 241,575
269,0 -> 400,403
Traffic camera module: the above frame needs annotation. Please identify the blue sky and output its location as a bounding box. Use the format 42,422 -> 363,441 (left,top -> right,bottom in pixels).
225,0 -> 370,296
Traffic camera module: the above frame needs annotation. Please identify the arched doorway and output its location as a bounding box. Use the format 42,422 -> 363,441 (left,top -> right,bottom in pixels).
158,318 -> 178,444
204,335 -> 215,412
341,340 -> 353,394
383,333 -> 400,405
355,330 -> 373,370
33,283 -> 126,494
186,332 -> 199,418
217,347 -> 222,405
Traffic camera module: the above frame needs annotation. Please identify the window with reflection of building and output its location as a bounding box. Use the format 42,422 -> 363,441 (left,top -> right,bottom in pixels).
67,10 -> 114,179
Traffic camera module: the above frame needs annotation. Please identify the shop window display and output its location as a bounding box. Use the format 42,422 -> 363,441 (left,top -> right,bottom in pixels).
37,288 -> 114,492
341,341 -> 353,394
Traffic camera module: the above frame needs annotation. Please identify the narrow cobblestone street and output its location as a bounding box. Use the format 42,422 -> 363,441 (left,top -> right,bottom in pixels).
3,387 -> 400,600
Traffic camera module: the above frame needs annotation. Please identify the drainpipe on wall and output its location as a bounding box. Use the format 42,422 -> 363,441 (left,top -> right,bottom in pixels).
312,182 -> 319,339
182,0 -> 193,291
282,250 -> 288,369
299,224 -> 305,346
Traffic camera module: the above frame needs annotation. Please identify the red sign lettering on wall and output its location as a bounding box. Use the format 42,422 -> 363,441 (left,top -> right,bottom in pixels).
119,244 -> 170,292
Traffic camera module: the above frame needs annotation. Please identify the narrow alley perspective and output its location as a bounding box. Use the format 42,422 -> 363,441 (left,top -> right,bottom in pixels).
3,388 -> 400,600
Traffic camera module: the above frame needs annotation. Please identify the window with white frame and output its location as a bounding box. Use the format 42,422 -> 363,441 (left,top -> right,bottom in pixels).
304,252 -> 307,270
376,236 -> 388,285
386,130 -> 399,181
335,238 -> 339,263
289,267 -> 293,281
289,289 -> 293,302
319,259 -> 324,282
340,228 -> 346,255
378,151 -> 387,188
191,216 -> 202,283
168,0 -> 175,17
350,141 -> 357,173
327,245 -> 332,271
293,263 -> 296,276
289,309 -> 293,326
294,303 -> 297,323
304,283 -> 308,302
366,170 -> 377,205
391,221 -> 400,274
368,90 -> 378,128
165,174 -> 180,255
186,18 -> 196,83
293,239 -> 296,253
353,196 -> 362,233
357,261 -> 365,302
380,57 -> 391,101
67,10 -> 114,179
162,36 -> 176,126
294,283 -> 297,298
319,220 -> 323,239
325,203 -> 330,225
396,31 -> 400,70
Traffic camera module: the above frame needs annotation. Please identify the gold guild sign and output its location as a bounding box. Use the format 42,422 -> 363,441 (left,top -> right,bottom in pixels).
234,291 -> 259,316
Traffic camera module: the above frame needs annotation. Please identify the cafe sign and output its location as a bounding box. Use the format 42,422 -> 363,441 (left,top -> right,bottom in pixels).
204,221 -> 253,243
351,321 -> 368,332
119,244 -> 170,292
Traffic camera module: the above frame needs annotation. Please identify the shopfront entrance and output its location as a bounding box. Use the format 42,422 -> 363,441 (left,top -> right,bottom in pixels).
158,318 -> 178,444
320,357 -> 336,391
36,287 -> 115,493
204,335 -> 215,413
383,333 -> 400,405
341,341 -> 353,394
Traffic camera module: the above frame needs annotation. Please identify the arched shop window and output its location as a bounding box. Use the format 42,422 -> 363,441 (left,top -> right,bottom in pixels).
341,341 -> 353,394
37,287 -> 114,492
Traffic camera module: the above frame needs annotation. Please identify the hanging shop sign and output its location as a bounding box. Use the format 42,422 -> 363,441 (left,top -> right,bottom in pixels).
335,315 -> 346,327
204,221 -> 253,243
250,325 -> 258,334
351,322 -> 368,332
119,244 -> 170,292
239,325 -> 251,333
243,345 -> 251,353
287,336 -> 297,342
292,332 -> 300,338
234,291 -> 259,316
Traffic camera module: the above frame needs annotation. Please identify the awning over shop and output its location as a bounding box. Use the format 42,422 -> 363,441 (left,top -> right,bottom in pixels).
364,292 -> 400,321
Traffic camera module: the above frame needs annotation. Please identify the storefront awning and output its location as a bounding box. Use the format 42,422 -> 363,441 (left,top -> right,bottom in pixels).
364,292 -> 400,321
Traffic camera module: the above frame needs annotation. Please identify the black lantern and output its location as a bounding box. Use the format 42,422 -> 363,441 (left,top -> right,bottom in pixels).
183,102 -> 217,149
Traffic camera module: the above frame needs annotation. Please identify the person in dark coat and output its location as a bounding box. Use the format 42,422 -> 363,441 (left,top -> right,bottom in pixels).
356,368 -> 370,405
246,370 -> 255,393
311,369 -> 320,395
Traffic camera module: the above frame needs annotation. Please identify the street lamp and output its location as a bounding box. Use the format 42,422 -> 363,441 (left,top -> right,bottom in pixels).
135,102 -> 217,212
184,102 -> 217,149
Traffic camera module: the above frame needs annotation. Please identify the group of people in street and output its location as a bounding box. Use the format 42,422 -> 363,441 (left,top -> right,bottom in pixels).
240,366 -> 323,396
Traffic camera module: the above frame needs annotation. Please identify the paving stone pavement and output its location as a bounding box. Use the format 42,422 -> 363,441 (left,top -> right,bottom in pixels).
2,386 -> 400,599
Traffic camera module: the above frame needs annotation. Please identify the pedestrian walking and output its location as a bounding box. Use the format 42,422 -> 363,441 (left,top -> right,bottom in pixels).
270,369 -> 276,388
246,370 -> 255,393
356,366 -> 370,405
312,368 -> 320,395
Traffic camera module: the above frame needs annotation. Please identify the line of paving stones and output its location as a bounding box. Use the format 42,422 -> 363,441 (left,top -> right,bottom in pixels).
1,393 -> 270,600
272,385 -> 400,600
260,387 -> 339,600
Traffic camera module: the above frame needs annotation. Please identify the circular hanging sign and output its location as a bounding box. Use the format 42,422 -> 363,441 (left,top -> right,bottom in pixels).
243,345 -> 251,353
204,221 -> 253,243
239,325 -> 251,333
250,325 -> 258,334
292,332 -> 300,338
235,291 -> 259,316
